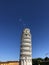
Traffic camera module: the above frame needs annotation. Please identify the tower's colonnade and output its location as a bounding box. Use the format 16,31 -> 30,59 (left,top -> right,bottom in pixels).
20,28 -> 32,65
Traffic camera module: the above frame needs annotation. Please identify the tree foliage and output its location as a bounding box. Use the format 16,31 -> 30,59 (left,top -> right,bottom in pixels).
44,57 -> 49,61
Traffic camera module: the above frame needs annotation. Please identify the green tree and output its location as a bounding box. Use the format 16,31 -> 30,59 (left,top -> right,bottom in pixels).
44,57 -> 49,61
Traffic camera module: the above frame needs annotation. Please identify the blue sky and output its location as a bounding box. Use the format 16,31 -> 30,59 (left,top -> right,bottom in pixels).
0,0 -> 49,61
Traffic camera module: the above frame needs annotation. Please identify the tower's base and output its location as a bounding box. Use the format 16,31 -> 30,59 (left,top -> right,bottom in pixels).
20,59 -> 32,65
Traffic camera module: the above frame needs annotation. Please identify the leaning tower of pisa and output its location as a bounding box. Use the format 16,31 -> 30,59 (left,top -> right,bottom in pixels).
20,28 -> 32,65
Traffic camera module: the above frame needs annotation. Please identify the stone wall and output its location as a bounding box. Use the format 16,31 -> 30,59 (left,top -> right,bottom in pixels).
0,61 -> 19,65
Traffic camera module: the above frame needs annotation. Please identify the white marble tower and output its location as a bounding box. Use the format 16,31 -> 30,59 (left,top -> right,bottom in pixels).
20,28 -> 32,65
